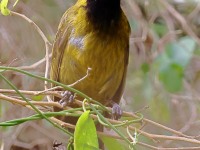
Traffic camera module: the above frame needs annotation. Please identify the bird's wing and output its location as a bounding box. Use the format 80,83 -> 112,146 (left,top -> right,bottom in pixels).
50,8 -> 75,85
111,44 -> 129,104
111,12 -> 131,104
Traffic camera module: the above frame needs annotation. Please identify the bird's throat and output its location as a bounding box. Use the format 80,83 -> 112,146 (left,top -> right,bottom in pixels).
86,0 -> 121,30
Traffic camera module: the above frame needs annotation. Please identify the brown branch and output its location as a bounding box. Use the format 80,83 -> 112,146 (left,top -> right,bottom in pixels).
0,93 -> 61,109
0,90 -> 194,137
0,89 -> 195,138
159,0 -> 200,46
1,89 -> 200,146
17,53 -> 52,71
10,11 -> 52,101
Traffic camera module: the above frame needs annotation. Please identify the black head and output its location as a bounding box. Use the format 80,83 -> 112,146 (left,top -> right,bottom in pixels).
86,0 -> 121,31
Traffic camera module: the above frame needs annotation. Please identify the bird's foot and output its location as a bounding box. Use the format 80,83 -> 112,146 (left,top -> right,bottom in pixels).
59,91 -> 75,107
111,101 -> 122,120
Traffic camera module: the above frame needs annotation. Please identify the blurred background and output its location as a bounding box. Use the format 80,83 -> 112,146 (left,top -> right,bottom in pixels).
1,0 -> 200,149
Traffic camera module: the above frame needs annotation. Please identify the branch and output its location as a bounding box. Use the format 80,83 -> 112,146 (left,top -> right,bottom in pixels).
17,53 -> 52,71
10,11 -> 52,101
159,0 -> 200,46
1,89 -> 200,146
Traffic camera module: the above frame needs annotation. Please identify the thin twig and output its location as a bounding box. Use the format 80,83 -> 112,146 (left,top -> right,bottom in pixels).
17,54 -> 52,71
1,91 -> 200,145
10,11 -> 52,102
0,89 -> 195,139
159,0 -> 200,46
68,67 -> 92,87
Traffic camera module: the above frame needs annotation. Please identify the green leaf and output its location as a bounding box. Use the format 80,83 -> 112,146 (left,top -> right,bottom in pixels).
0,0 -> 10,16
159,63 -> 183,92
166,38 -> 195,68
101,136 -> 126,150
156,37 -> 196,92
141,63 -> 150,74
32,95 -> 44,101
74,111 -> 99,150
152,23 -> 168,37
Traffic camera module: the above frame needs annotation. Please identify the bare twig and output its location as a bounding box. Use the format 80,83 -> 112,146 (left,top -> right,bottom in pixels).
68,67 -> 92,87
17,53 -> 52,71
10,11 -> 52,102
1,90 -> 200,146
188,1 -> 200,20
0,89 -> 195,138
159,0 -> 200,46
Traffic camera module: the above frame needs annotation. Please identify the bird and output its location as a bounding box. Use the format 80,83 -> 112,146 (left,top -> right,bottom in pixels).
50,0 -> 130,148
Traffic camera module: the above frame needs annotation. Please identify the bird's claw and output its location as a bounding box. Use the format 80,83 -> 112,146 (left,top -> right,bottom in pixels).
59,91 -> 75,107
112,102 -> 122,120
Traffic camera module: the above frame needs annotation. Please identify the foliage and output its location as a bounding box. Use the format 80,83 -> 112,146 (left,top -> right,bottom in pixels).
156,37 -> 196,92
0,0 -> 10,15
74,111 -> 99,150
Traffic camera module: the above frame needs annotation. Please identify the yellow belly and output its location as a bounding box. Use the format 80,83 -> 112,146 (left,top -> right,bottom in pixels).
59,32 -> 126,104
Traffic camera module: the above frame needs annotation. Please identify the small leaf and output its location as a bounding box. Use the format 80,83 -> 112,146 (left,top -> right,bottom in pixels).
141,63 -> 150,74
159,63 -> 183,92
152,23 -> 168,37
74,111 -> 99,150
156,37 -> 196,92
32,95 -> 44,101
165,39 -> 195,68
0,0 -> 10,16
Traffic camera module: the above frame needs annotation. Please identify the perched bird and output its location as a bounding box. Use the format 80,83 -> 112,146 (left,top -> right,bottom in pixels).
50,0 -> 130,148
